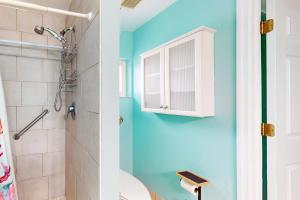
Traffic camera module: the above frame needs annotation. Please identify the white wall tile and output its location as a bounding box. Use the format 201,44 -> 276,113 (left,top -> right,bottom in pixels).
47,83 -> 65,106
17,10 -> 42,34
0,55 -> 17,81
66,6 -> 100,200
23,177 -> 48,200
22,82 -> 47,106
43,107 -> 65,129
43,59 -> 60,82
47,44 -> 62,59
43,14 -> 65,34
7,107 -> 17,132
22,32 -> 47,45
17,181 -> 24,200
17,57 -> 43,82
73,18 -> 82,44
17,154 -> 43,180
66,165 -> 76,200
82,65 -> 99,113
0,47 -> 21,57
49,173 -> 65,198
76,36 -> 85,74
72,110 -> 87,148
0,29 -> 21,56
86,112 -> 99,163
48,129 -> 65,152
0,30 -> 21,55
65,132 -> 72,164
80,0 -> 100,34
76,177 -> 91,200
21,32 -> 48,58
0,6 -> 16,30
21,130 -> 47,155
43,151 -> 65,176
17,106 -> 43,131
84,15 -> 99,69
51,197 -> 66,200
48,36 -> 62,46
0,29 -> 21,41
3,81 -> 21,106
10,132 -> 22,156
82,153 -> 99,200
70,138 -> 83,176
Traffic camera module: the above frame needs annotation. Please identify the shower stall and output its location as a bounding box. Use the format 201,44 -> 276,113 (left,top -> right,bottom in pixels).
0,0 -> 113,199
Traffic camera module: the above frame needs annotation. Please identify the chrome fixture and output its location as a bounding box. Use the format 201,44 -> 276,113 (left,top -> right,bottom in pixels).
14,109 -> 49,140
34,25 -> 77,112
67,102 -> 76,120
119,116 -> 124,125
60,27 -> 75,37
34,26 -> 65,42
34,26 -> 75,44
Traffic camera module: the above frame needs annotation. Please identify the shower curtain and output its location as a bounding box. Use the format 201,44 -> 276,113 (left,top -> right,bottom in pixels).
0,72 -> 17,200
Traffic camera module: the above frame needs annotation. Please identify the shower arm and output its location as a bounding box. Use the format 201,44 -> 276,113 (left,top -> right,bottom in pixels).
14,109 -> 49,140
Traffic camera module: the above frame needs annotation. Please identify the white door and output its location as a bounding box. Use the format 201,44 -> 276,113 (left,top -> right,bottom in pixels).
267,0 -> 300,200
141,49 -> 165,113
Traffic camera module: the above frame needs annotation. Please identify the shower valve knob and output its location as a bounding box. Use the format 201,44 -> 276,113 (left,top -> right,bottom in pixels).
67,102 -> 76,120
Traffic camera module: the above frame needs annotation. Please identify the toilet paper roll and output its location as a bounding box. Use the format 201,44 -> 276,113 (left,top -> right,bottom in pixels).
180,179 -> 197,196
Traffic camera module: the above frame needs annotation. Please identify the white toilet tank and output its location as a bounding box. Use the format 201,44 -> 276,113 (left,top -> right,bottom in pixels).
120,170 -> 152,200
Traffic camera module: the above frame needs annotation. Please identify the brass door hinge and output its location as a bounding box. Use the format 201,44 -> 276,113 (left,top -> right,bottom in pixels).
260,19 -> 274,34
261,123 -> 275,137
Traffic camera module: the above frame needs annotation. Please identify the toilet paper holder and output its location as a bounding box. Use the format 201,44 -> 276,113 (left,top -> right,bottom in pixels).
176,170 -> 209,200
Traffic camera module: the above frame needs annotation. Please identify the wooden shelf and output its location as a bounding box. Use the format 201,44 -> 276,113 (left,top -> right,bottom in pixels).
176,170 -> 209,188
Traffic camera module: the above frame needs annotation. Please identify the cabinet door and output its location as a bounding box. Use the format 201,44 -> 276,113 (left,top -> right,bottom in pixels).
165,34 -> 200,116
141,49 -> 165,113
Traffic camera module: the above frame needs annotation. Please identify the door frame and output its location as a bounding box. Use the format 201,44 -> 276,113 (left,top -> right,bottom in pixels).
266,0 -> 278,199
236,0 -> 263,199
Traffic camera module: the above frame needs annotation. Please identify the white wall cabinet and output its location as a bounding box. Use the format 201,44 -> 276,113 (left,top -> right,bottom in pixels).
141,27 -> 215,117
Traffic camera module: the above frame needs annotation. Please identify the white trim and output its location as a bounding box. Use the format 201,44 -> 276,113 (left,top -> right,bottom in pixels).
140,26 -> 216,57
0,0 -> 93,21
266,0 -> 278,199
236,0 -> 262,200
141,48 -> 165,113
100,0 -> 120,199
119,60 -> 127,97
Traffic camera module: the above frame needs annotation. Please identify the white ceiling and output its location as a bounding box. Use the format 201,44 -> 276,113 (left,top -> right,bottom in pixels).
120,0 -> 176,32
15,0 -> 72,10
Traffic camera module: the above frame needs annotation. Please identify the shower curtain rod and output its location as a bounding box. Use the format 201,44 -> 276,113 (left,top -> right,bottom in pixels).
0,39 -> 63,51
0,0 -> 93,21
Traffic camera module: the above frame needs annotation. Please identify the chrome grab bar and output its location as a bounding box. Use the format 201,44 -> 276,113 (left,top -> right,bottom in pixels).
14,109 -> 49,140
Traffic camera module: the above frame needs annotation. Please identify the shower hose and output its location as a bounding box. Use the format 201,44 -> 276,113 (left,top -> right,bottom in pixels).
54,52 -> 65,112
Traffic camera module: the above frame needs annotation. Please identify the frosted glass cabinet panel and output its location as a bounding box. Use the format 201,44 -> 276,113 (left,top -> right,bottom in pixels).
141,27 -> 215,117
142,49 -> 165,112
166,38 -> 196,113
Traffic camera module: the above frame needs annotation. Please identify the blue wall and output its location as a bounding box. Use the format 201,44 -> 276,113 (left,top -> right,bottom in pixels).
120,32 -> 133,173
131,0 -> 236,199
